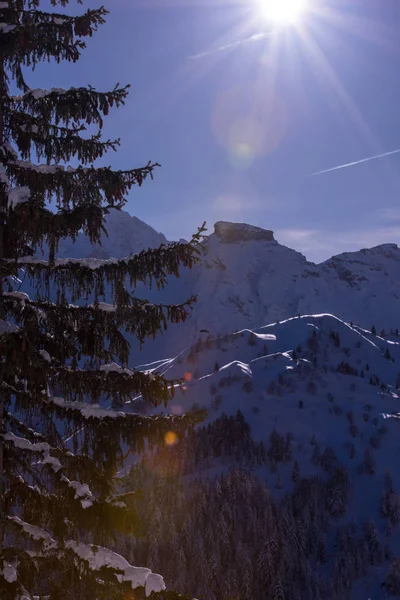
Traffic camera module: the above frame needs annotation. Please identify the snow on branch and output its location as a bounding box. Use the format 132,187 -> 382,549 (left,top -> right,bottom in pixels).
100,362 -> 133,376
49,396 -> 126,420
0,319 -> 19,334
8,158 -> 82,174
2,561 -> 17,583
8,186 -> 30,208
65,541 -> 165,596
3,432 -> 62,472
7,238 -> 201,274
3,291 -> 30,303
3,289 -> 193,316
0,156 -> 31,210
8,516 -> 57,550
0,22 -> 15,33
7,517 -> 165,596
16,88 -> 68,101
60,475 -> 93,509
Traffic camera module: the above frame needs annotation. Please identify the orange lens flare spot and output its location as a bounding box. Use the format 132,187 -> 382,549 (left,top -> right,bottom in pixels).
164,431 -> 178,446
184,371 -> 192,382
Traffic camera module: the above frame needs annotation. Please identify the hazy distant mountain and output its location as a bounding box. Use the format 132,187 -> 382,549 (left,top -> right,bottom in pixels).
57,209 -> 168,259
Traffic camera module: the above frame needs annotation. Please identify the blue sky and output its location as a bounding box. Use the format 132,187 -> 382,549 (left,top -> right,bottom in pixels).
32,0 -> 400,261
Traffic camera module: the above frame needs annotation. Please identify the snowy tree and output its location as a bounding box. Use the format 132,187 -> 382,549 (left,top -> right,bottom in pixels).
363,446 -> 376,476
292,460 -> 300,484
0,1 -> 206,597
386,559 -> 400,595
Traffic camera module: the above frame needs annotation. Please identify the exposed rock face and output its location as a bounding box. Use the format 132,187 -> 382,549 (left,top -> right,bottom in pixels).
214,221 -> 275,243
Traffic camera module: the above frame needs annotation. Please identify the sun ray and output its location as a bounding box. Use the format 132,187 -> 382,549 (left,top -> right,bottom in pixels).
296,21 -> 378,153
318,5 -> 400,53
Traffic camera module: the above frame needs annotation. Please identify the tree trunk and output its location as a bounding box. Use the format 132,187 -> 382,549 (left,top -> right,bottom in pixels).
0,51 -> 6,558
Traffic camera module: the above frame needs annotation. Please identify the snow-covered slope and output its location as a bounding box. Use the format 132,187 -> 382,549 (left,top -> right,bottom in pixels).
57,209 -> 168,259
132,314 -> 400,599
50,213 -> 400,597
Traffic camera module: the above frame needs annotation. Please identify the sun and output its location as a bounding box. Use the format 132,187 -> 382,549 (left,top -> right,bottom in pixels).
258,0 -> 309,25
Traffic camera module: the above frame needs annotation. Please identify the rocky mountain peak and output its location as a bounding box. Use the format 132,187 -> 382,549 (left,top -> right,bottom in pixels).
214,221 -> 275,244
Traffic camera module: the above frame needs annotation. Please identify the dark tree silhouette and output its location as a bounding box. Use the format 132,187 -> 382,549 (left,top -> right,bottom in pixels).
0,1 -> 205,597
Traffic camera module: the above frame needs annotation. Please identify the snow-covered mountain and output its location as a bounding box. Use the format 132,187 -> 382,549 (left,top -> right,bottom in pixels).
57,209 -> 168,259
180,221 -> 400,335
54,211 -> 400,597
128,314 -> 400,599
57,212 -> 400,362
59,212 -> 400,333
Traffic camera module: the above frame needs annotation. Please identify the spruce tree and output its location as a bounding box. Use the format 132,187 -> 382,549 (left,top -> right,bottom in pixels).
0,0 -> 205,597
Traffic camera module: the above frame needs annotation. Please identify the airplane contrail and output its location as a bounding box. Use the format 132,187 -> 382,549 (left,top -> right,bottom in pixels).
309,148 -> 400,177
189,32 -> 270,60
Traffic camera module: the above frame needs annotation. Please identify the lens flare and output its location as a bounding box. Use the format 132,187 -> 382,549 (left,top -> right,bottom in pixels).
164,431 -> 178,446
211,83 -> 288,170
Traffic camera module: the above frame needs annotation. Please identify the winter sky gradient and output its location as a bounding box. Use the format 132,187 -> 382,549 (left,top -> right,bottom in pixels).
33,0 -> 400,261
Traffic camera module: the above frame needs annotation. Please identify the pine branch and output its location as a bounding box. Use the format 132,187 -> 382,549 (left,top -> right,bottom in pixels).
11,84 -> 131,128
20,6 -> 108,36
5,518 -> 166,596
0,321 -> 122,370
4,202 -> 125,261
8,111 -> 120,162
5,473 -> 143,546
52,365 -> 182,405
1,224 -> 207,303
2,7 -> 109,71
5,158 -> 158,206
3,382 -> 207,456
3,291 -> 198,348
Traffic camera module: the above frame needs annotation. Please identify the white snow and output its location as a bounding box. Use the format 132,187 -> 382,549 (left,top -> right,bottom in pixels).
0,319 -> 18,334
2,561 -> 17,583
53,17 -> 68,25
3,432 -> 62,472
100,219 -> 400,349
4,291 -> 30,302
65,542 -> 165,595
220,360 -> 252,377
236,328 -> 276,341
89,301 -> 117,312
9,516 -> 57,550
20,88 -> 68,100
100,362 -> 134,376
8,518 -> 164,595
0,22 -> 15,32
8,186 -> 30,209
39,349 -> 51,363
0,163 -> 9,185
50,396 -> 126,420
61,475 -> 93,509
11,255 -> 120,270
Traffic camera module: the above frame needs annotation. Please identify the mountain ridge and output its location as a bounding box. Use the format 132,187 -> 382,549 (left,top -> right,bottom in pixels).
50,210 -> 400,598
55,211 -> 400,361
